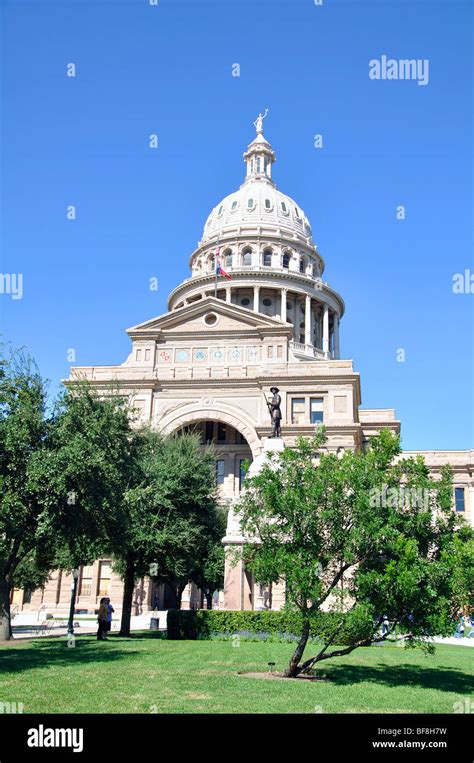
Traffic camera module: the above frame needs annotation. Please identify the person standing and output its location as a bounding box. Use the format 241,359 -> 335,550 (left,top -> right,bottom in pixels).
104,598 -> 114,640
97,598 -> 108,641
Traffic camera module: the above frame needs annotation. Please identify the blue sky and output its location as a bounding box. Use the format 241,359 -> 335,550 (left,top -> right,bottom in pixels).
1,0 -> 473,450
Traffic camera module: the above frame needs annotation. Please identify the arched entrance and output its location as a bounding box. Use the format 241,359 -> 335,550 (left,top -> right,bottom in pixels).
157,402 -> 262,460
176,420 -> 253,500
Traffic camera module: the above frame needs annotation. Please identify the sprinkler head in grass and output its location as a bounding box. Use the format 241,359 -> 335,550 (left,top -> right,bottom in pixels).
268,661 -> 276,673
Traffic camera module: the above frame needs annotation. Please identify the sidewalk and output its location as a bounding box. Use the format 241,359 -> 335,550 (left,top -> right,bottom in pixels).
11,611 -> 167,640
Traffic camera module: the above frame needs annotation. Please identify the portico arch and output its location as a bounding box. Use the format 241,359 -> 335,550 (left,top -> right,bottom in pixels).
157,402 -> 262,459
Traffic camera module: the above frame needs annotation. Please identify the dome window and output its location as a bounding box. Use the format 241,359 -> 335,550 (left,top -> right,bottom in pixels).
263,298 -> 272,307
217,205 -> 224,216
247,197 -> 255,210
263,250 -> 272,267
282,253 -> 290,269
241,297 -> 251,306
264,198 -> 272,210
299,258 -> 306,274
294,207 -> 300,218
231,200 -> 238,211
242,248 -> 252,266
281,201 -> 288,214
224,251 -> 233,268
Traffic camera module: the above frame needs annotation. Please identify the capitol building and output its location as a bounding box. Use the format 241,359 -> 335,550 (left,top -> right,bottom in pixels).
15,117 -> 473,616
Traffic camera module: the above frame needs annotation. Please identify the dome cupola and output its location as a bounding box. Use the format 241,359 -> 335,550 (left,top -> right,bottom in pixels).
201,113 -> 314,247
167,113 -> 344,361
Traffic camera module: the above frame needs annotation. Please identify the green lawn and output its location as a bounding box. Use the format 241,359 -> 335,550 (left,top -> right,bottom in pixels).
0,633 -> 472,713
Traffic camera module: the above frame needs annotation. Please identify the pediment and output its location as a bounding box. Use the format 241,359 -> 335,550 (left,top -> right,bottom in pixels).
127,297 -> 292,339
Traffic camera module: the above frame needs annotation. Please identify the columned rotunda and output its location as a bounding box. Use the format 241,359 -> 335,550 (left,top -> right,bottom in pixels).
14,119 -> 473,617
168,119 -> 342,361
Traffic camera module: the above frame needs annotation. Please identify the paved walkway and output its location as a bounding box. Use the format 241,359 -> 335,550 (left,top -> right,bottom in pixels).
11,612 -> 166,640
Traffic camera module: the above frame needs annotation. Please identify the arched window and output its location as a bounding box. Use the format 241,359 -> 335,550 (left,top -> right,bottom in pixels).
223,249 -> 233,269
282,253 -> 290,269
264,198 -> 271,210
242,248 -> 252,266
247,197 -> 255,210
300,258 -> 306,274
281,201 -> 288,214
209,256 -> 215,272
263,250 -> 272,267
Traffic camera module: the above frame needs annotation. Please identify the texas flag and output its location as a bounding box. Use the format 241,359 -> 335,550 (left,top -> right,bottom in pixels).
216,249 -> 232,280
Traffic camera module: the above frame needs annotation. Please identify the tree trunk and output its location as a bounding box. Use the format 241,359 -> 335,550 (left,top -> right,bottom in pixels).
284,617 -> 310,678
205,591 -> 213,610
0,577 -> 12,642
119,560 -> 135,637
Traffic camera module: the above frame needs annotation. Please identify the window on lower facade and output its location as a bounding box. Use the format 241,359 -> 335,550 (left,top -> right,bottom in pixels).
205,421 -> 214,443
310,397 -> 324,424
216,459 -> 225,485
455,487 -> 465,512
239,459 -> 246,491
97,561 -> 112,597
291,398 -> 305,425
79,565 -> 94,597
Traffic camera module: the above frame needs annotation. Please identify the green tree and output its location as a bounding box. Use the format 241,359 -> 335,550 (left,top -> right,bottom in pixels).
0,346 -> 142,641
236,428 -> 473,677
186,506 -> 226,609
113,431 -> 220,635
0,349 -> 50,639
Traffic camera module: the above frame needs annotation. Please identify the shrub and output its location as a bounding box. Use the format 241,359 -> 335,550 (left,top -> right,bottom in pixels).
166,609 -> 357,643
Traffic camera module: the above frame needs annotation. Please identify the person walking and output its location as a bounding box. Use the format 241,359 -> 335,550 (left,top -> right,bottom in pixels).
454,611 -> 465,638
104,598 -> 114,640
97,597 -> 108,641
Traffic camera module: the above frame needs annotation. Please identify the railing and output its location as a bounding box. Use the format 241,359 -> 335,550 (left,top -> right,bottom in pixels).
289,341 -> 326,359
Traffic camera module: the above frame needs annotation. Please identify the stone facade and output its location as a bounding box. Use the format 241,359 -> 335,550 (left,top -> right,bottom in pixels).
13,119 -> 473,616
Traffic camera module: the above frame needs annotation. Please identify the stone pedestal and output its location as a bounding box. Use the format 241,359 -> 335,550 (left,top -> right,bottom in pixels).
222,437 -> 285,610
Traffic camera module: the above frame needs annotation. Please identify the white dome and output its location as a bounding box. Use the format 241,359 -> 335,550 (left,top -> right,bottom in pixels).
202,180 -> 313,244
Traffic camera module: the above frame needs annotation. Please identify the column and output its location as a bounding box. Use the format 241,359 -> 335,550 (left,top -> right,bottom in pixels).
334,313 -> 340,359
305,294 -> 311,346
226,286 -> 232,303
280,288 -> 287,322
253,285 -> 260,313
323,304 -> 329,356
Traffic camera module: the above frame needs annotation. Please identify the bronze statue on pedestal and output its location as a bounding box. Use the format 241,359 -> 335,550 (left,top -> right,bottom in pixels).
265,386 -> 282,438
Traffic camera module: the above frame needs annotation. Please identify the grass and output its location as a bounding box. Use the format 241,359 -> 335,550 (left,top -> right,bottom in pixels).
0,632 -> 472,714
